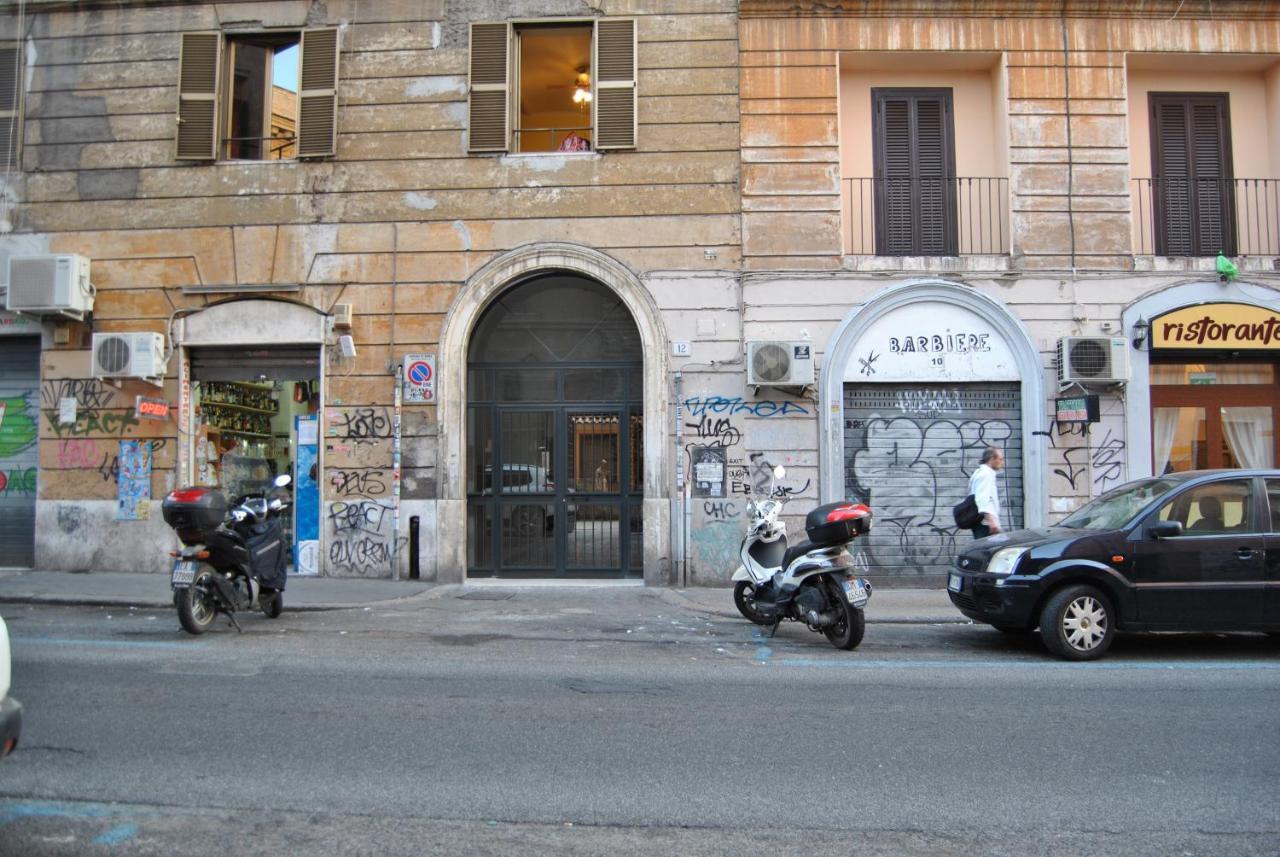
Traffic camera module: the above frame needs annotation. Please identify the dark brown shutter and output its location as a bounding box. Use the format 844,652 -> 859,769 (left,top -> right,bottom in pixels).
297,28 -> 339,158
468,22 -> 508,152
872,88 -> 956,256
0,44 -> 20,171
176,32 -> 220,160
1150,92 -> 1235,256
594,19 -> 636,150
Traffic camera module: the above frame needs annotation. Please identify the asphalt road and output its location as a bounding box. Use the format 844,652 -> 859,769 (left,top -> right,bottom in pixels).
2,595 -> 1278,856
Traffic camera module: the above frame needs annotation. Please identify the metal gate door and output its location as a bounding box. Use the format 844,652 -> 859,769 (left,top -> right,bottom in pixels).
0,337 -> 40,568
466,369 -> 643,579
843,383 -> 1022,583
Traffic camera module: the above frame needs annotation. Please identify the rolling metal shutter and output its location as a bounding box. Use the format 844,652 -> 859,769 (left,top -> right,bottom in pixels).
189,345 -> 321,382
843,383 -> 1023,583
0,337 -> 39,568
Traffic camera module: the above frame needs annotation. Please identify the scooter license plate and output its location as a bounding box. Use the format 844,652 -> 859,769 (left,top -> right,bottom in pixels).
171,560 -> 198,589
842,577 -> 868,607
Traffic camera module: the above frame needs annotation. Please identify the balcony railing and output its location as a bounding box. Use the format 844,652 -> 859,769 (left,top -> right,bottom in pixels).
841,177 -> 1009,256
1132,178 -> 1279,257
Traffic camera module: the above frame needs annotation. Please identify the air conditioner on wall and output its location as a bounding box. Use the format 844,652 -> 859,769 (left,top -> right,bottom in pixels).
746,341 -> 815,387
1057,336 -> 1130,385
91,332 -> 167,381
5,254 -> 94,317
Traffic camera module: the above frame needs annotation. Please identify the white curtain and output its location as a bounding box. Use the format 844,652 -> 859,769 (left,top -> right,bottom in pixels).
1152,408 -> 1181,474
1221,407 -> 1274,468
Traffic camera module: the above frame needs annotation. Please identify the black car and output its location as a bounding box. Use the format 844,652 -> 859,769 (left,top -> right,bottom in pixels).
949,469 -> 1280,660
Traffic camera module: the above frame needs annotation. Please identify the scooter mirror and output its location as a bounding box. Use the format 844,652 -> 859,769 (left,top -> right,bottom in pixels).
273,474 -> 292,488
772,465 -> 786,480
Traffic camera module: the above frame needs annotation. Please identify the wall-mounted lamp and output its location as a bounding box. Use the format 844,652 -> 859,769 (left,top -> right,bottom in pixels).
1131,317 -> 1149,351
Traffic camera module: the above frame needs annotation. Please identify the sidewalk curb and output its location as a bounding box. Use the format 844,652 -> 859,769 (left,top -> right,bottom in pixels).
657,588 -> 966,625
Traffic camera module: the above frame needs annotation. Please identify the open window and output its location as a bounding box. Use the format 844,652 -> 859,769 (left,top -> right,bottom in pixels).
176,28 -> 339,161
468,19 -> 636,154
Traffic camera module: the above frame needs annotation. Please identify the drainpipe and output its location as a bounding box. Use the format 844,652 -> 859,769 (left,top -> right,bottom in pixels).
674,370 -> 686,587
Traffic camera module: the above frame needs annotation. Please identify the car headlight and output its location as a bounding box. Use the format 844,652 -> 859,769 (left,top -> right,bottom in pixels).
986,547 -> 1028,576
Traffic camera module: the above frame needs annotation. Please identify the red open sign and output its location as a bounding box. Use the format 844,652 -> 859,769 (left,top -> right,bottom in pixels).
135,395 -> 170,420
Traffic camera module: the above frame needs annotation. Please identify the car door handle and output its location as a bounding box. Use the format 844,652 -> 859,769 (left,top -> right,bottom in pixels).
1235,548 -> 1257,560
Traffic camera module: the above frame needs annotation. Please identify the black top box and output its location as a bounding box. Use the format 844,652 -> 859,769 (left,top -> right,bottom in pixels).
162,487 -> 228,542
805,501 -> 872,546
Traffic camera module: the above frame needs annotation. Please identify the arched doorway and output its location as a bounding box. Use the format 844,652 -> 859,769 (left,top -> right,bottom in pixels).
465,273 -> 644,579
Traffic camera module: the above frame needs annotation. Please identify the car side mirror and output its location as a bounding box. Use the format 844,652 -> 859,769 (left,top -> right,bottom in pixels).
1150,520 -> 1183,539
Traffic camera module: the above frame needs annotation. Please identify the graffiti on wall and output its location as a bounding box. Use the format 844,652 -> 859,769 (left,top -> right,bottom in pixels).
848,415 -> 1014,573
326,499 -> 405,577
1034,417 -> 1127,496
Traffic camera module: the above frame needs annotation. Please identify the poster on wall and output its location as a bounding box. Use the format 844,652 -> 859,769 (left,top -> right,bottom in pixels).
117,440 -> 152,521
294,415 -> 320,576
691,446 -> 726,498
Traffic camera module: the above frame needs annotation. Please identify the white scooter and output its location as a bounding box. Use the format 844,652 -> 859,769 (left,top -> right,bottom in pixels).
731,466 -> 873,650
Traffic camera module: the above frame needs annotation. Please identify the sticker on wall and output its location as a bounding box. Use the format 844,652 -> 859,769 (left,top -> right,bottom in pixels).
117,440 -> 152,521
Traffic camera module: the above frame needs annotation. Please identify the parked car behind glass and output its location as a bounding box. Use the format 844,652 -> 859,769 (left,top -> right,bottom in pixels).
949,469 -> 1280,660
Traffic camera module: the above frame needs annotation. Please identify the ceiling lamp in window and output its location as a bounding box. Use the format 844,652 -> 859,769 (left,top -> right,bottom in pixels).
572,71 -> 592,104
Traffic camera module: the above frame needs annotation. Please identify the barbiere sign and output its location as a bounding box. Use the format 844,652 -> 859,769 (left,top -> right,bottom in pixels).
1152,303 -> 1280,350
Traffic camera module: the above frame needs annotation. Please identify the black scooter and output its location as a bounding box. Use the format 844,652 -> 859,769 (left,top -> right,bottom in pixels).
161,474 -> 292,635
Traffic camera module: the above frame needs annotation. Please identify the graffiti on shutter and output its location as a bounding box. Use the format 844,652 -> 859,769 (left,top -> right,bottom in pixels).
843,383 -> 1022,582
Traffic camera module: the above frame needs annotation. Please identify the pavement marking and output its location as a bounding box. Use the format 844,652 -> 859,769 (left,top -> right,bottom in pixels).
14,637 -> 198,650
751,626 -> 774,664
94,824 -> 138,845
777,657 -> 1280,670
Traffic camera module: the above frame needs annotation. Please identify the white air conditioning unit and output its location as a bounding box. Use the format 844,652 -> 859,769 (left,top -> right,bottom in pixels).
5,254 -> 94,316
1058,336 -> 1130,385
746,341 -> 815,387
91,332 -> 167,380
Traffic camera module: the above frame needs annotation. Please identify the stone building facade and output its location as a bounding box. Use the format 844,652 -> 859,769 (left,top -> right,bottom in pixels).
0,0 -> 1277,587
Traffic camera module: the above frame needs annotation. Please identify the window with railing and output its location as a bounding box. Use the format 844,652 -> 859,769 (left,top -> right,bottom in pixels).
841,87 -> 1009,256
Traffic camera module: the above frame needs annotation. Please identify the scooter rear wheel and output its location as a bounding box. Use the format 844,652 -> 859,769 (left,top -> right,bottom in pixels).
177,566 -> 220,635
733,581 -> 774,626
822,578 -> 865,650
261,589 -> 283,619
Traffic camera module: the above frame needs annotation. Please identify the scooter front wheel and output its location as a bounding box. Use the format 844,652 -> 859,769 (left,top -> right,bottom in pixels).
822,578 -> 865,650
177,566 -> 220,635
733,580 -> 774,626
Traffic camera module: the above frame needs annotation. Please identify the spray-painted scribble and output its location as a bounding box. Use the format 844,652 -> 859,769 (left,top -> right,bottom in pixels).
683,397 -> 809,418
326,498 -> 405,577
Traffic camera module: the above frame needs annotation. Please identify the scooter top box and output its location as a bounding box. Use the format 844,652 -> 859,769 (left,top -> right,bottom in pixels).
804,501 -> 872,546
162,487 -> 228,540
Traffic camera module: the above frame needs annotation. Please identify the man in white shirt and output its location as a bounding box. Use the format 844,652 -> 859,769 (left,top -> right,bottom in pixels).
967,447 -> 1004,538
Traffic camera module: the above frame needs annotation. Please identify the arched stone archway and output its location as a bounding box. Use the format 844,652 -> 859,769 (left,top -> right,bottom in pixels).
437,243 -> 670,584
820,280 -> 1047,544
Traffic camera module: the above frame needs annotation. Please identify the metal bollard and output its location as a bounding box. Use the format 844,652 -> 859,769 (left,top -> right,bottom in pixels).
409,516 -> 420,580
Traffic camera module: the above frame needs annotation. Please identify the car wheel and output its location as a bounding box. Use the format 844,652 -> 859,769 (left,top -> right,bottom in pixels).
1039,584 -> 1114,661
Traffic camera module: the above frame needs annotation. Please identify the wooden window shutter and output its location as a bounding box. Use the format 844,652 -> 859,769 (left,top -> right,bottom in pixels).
297,28 -> 340,158
0,43 -> 21,171
176,32 -> 220,160
468,22 -> 509,153
594,19 -> 636,150
1150,93 -> 1235,256
872,88 -> 956,256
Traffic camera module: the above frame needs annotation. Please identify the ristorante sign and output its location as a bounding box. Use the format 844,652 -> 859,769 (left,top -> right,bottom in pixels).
1152,303 -> 1280,350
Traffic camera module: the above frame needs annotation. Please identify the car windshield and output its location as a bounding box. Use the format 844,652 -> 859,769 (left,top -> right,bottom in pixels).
1058,477 -> 1183,530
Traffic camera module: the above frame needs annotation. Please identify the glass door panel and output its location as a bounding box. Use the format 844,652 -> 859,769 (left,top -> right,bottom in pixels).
1221,407 -> 1274,468
1157,407 -> 1206,473
567,410 -> 622,571
498,410 -> 557,571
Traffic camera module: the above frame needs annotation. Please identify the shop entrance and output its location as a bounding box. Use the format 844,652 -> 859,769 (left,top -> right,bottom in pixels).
1151,357 -> 1279,471
187,345 -> 322,569
466,274 -> 643,579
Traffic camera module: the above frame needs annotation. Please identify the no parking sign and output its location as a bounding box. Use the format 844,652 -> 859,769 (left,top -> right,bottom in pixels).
403,353 -> 436,403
